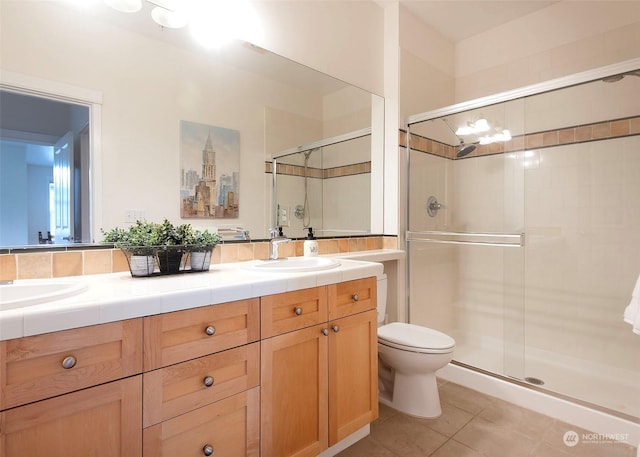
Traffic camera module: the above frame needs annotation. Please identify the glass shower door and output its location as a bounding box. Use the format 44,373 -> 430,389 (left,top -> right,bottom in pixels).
406,99 -> 526,383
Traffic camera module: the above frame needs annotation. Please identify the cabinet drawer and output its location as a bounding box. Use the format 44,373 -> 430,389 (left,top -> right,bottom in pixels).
0,319 -> 143,410
144,342 -> 260,427
143,386 -> 260,457
261,287 -> 328,338
144,298 -> 260,371
1,376 -> 142,457
328,277 -> 377,320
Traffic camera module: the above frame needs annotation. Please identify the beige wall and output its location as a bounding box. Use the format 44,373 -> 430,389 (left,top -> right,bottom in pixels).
253,0 -> 385,96
454,1 -> 640,101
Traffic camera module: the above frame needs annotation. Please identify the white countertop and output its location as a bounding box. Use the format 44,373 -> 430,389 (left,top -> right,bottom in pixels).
0,257 -> 384,341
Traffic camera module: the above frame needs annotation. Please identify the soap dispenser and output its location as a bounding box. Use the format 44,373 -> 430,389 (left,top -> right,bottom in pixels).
304,227 -> 318,257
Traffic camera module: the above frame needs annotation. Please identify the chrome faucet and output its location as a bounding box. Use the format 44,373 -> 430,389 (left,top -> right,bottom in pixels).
269,227 -> 290,260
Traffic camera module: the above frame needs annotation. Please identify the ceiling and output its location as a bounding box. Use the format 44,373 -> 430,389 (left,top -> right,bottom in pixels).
399,0 -> 559,43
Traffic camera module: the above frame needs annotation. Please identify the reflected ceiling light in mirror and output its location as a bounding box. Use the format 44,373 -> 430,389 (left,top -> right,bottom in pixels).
478,129 -> 512,145
455,118 -> 490,136
189,0 -> 262,48
104,0 -> 142,13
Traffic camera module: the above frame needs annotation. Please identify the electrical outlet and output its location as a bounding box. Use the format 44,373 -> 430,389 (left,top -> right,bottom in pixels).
125,210 -> 145,223
278,205 -> 290,227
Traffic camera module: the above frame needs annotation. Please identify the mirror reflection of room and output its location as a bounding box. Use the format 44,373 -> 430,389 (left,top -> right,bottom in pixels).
273,132 -> 372,239
0,0 -> 383,249
0,90 -> 90,246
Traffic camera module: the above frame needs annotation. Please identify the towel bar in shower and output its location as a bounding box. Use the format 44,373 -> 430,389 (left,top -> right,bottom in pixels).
407,231 -> 524,248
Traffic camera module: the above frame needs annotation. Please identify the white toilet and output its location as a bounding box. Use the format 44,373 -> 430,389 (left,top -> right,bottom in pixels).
376,274 -> 455,418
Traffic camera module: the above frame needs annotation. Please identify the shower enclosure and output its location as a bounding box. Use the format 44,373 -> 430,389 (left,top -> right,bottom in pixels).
406,60 -> 640,419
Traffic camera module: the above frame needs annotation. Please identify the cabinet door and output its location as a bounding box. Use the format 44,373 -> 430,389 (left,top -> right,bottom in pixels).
328,309 -> 379,445
0,375 -> 142,457
261,325 -> 328,457
327,277 -> 377,320
143,387 -> 259,457
0,319 -> 143,410
144,298 -> 260,370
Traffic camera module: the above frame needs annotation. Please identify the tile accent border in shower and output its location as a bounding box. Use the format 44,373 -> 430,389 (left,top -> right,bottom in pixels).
264,161 -> 371,178
401,115 -> 640,159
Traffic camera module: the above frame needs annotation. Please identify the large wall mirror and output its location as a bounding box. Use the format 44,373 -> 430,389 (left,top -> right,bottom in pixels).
0,0 -> 384,248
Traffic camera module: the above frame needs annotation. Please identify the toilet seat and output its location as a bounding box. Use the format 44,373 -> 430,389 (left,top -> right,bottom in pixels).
378,322 -> 455,354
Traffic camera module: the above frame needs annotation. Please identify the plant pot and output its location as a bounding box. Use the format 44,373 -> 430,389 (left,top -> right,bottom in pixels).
158,247 -> 184,274
190,250 -> 212,271
129,255 -> 155,277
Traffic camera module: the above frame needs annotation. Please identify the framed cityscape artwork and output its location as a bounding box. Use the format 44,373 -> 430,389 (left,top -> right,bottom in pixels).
180,120 -> 240,219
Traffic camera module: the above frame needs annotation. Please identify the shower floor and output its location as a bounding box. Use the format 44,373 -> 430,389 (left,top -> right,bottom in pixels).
452,335 -> 640,418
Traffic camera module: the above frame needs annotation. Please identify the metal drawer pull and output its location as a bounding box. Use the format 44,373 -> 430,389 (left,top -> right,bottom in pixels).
332,325 -> 340,333
205,326 -> 216,336
202,444 -> 214,456
62,356 -> 77,369
294,307 -> 303,316
321,328 -> 329,336
352,294 -> 359,302
203,376 -> 215,387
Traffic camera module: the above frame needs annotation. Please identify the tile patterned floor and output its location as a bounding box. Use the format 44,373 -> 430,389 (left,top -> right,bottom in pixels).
337,380 -> 637,457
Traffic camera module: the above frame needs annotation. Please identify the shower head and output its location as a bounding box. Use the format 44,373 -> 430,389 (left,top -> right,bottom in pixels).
457,142 -> 477,158
442,117 -> 477,159
302,147 -> 319,160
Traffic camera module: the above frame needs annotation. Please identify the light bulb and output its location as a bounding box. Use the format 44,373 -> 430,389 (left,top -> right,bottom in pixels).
104,0 -> 142,13
151,6 -> 189,28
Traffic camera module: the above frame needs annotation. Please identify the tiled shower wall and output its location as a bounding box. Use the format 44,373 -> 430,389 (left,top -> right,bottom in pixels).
0,236 -> 398,281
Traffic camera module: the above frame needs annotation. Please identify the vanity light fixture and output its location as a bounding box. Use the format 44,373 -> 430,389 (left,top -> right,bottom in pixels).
104,0 -> 142,13
455,118 -> 490,136
104,0 -> 188,28
103,0 -> 262,46
150,3 -> 189,29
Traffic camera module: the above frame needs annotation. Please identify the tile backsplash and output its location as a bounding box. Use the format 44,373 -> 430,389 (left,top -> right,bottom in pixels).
0,236 -> 398,281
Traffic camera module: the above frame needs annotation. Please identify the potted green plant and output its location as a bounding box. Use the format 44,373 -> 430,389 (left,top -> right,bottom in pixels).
153,219 -> 193,274
187,229 -> 222,271
101,221 -> 160,276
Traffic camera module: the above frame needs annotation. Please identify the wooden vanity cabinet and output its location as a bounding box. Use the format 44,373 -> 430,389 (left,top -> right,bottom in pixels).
261,277 -> 379,457
0,319 -> 144,457
0,276 -> 377,457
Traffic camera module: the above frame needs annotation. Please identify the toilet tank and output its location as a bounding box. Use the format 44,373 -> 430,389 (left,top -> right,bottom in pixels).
377,274 -> 387,325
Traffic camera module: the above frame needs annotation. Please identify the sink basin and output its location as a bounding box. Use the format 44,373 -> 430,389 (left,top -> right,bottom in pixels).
248,257 -> 340,273
0,280 -> 88,311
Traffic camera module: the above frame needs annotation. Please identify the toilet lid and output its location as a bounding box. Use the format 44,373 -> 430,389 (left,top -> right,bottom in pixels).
378,322 -> 455,351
